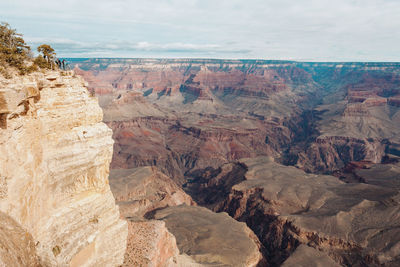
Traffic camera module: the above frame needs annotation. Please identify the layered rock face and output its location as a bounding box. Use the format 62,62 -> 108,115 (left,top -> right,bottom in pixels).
0,71 -> 127,266
72,59 -> 400,177
71,59 -> 400,266
109,166 -> 264,266
294,64 -> 400,173
73,59 -> 317,184
0,211 -> 40,266
214,157 -> 400,266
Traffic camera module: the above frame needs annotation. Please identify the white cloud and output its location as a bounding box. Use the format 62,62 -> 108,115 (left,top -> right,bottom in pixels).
1,0 -> 400,60
25,38 -> 250,58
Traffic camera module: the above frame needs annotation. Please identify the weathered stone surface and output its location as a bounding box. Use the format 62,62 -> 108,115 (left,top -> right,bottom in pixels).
123,220 -> 179,267
110,167 -> 265,266
215,157 -> 400,266
123,220 -> 202,267
0,211 -> 40,267
282,245 -> 341,267
0,71 -> 127,266
152,205 -> 263,267
110,167 -> 195,219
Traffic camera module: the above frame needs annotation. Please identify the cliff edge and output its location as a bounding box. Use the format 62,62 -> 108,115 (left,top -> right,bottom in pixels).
0,71 -> 127,266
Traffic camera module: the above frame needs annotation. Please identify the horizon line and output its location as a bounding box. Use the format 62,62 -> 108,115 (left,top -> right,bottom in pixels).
62,57 -> 400,64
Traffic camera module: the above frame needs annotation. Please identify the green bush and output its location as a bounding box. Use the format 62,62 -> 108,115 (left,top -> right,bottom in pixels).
33,55 -> 50,69
0,22 -> 58,77
0,22 -> 32,75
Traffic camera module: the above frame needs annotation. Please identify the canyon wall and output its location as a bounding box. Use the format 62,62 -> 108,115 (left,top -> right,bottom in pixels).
71,59 -> 400,266
72,59 -> 400,178
0,71 -> 127,266
215,157 -> 400,266
109,166 -> 264,266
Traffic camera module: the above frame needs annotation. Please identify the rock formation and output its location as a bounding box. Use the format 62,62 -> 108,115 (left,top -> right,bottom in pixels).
0,71 -> 127,266
123,220 -> 201,267
281,245 -> 341,267
73,59 -> 400,178
214,157 -> 400,266
71,58 -> 400,266
0,211 -> 40,266
109,166 -> 264,266
110,166 -> 195,219
152,205 -> 263,267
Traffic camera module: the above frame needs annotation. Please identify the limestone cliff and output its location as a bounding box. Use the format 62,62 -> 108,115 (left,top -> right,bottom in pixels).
0,71 -> 127,266
0,211 -> 40,266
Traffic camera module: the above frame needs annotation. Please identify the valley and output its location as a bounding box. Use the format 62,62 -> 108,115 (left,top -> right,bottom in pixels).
72,58 -> 400,266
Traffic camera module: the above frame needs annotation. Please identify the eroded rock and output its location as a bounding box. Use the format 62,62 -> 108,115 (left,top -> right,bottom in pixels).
0,211 -> 40,267
110,166 -> 195,219
0,71 -> 127,266
215,157 -> 400,266
152,205 -> 264,267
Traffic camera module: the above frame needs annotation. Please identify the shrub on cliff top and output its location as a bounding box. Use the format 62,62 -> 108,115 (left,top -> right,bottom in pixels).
0,22 -> 58,77
35,44 -> 56,69
0,22 -> 34,75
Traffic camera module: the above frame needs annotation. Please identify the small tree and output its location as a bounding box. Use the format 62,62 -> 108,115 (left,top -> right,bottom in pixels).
0,22 -> 59,76
36,44 -> 56,69
37,44 -> 55,61
0,22 -> 33,75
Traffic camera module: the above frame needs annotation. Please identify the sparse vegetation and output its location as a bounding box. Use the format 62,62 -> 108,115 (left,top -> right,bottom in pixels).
0,22 -> 60,78
0,22 -> 34,75
35,44 -> 56,69
89,215 -> 99,224
52,245 -> 61,257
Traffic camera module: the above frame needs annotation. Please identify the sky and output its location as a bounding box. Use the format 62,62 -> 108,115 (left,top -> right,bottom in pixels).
1,0 -> 400,61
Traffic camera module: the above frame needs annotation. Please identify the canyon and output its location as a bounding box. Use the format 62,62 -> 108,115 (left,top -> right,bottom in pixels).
71,58 -> 400,266
72,59 -> 400,177
1,58 -> 397,266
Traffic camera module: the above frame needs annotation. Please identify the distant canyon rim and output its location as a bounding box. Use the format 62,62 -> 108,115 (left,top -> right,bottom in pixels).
72,58 -> 400,266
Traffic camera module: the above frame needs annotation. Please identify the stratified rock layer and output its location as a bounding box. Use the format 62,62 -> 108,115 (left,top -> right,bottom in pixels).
110,167 -> 200,266
71,59 -> 400,265
110,166 -> 264,266
73,59 -> 400,176
0,71 -> 127,266
216,157 -> 400,266
0,211 -> 40,266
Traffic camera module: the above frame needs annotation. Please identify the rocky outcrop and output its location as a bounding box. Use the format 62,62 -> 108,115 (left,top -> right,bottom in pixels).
109,167 -> 195,219
0,71 -> 127,266
152,205 -> 264,267
215,157 -> 400,266
281,245 -> 341,267
0,211 -> 40,266
123,220 -> 200,267
109,166 -> 266,266
110,167 -> 198,266
297,136 -> 386,172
